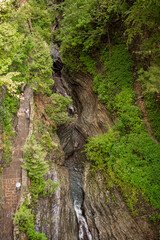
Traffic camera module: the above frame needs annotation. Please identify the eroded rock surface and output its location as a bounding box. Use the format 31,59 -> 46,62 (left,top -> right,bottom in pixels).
56,70 -> 159,240
35,164 -> 78,240
83,163 -> 158,240
61,71 -> 113,138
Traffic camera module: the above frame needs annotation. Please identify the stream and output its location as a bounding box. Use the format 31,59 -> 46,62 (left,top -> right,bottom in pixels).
52,45 -> 92,240
35,46 -> 92,240
64,149 -> 92,240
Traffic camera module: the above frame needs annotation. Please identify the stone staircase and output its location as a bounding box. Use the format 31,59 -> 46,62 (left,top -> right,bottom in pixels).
0,88 -> 32,240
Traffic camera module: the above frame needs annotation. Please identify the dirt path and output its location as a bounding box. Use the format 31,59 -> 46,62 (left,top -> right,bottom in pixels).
0,88 -> 32,240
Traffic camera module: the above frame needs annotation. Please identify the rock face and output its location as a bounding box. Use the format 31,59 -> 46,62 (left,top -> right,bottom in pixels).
61,71 -> 113,138
83,164 -> 157,240
35,164 -> 78,240
56,70 -> 159,240
7,59 -> 158,239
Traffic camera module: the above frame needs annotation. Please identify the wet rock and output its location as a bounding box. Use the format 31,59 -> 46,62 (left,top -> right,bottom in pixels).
53,66 -> 160,240
35,165 -> 78,240
61,71 -> 113,137
51,45 -> 63,72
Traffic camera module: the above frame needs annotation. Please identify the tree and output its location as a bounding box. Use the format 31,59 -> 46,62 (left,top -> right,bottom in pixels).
21,136 -> 49,179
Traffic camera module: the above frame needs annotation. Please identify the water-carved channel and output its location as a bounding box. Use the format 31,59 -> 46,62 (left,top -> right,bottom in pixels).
52,46 -> 92,239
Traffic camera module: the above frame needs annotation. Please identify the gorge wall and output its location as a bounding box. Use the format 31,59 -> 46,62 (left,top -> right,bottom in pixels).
0,1 -> 160,239
33,61 -> 159,239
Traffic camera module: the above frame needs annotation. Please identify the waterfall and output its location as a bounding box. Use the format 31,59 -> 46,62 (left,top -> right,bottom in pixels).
51,45 -> 92,239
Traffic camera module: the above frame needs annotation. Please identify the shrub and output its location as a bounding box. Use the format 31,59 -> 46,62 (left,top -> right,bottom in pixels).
14,201 -> 47,240
85,44 -> 160,211
21,135 -> 49,180
45,93 -> 72,127
0,93 -> 19,165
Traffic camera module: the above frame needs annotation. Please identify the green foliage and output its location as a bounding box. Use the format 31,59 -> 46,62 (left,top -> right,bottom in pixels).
30,178 -> 59,203
138,66 -> 160,94
18,129 -> 60,238
0,73 -> 21,95
94,45 -> 133,113
21,135 -> 49,179
27,0 -> 53,41
79,53 -> 96,75
56,0 -> 127,70
103,168 -> 147,215
85,43 -> 160,211
14,200 -> 47,240
45,93 -> 72,127
11,32 -> 53,95
20,133 -> 59,236
144,93 -> 160,141
0,0 -> 54,95
40,133 -> 54,153
2,134 -> 12,166
0,20 -> 24,93
138,66 -> 160,140
56,0 -> 160,69
149,214 -> 160,225
21,133 -> 59,200
125,0 -> 160,46
85,129 -> 118,170
115,89 -> 145,134
85,130 -> 160,210
0,22 -> 24,75
0,93 -> 19,165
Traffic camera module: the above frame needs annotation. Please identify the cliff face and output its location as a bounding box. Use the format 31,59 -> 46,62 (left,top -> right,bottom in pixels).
83,164 -> 157,240
55,70 -> 159,240
35,62 -> 157,239
35,165 -> 78,240
1,1 -> 159,239
0,53 -> 159,240
11,64 -> 159,240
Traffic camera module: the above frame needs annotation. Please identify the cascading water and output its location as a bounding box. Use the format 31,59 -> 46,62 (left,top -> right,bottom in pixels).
65,152 -> 92,240
51,45 -> 92,240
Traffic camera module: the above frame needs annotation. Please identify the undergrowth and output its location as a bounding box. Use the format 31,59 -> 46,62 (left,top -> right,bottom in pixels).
14,199 -> 47,240
0,93 -> 19,166
85,45 -> 160,212
14,134 -> 59,239
138,66 -> 160,141
21,135 -> 59,204
144,93 -> 160,141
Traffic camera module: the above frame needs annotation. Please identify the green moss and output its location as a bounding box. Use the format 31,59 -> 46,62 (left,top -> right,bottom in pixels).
144,93 -> 160,141
93,45 -> 134,113
149,214 -> 160,225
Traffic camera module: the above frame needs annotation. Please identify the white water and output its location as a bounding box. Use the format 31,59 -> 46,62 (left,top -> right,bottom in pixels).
51,45 -> 92,239
65,154 -> 92,240
74,201 -> 92,240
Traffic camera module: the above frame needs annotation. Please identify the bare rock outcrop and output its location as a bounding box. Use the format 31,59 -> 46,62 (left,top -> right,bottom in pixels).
83,163 -> 158,240
61,71 -> 113,138
35,164 -> 78,240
